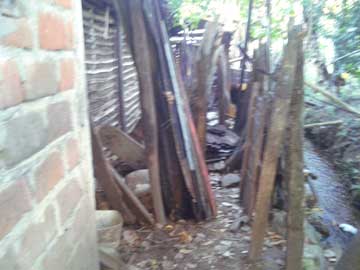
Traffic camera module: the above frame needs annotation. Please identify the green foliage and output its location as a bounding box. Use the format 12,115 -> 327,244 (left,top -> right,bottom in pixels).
304,0 -> 360,79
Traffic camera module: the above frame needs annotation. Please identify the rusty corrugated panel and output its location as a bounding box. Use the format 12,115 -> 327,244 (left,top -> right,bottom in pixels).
120,27 -> 142,133
83,0 -> 142,134
83,0 -> 122,128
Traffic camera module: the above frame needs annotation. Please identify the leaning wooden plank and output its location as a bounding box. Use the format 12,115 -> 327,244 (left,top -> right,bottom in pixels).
305,82 -> 360,117
145,0 -> 216,219
98,125 -> 146,171
91,128 -> 136,224
110,166 -> 154,225
304,120 -> 342,128
161,21 -> 217,218
240,82 -> 259,208
285,31 -> 305,270
249,25 -> 304,262
120,0 -> 166,224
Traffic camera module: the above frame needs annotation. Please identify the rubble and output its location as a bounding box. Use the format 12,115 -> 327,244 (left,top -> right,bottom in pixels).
220,173 -> 241,188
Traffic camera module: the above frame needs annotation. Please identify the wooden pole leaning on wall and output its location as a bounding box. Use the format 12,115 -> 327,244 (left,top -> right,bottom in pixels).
119,0 -> 166,225
249,25 -> 305,263
284,27 -> 305,270
91,128 -> 136,224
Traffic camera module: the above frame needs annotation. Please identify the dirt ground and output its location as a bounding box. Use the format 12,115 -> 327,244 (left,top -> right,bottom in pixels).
118,173 -> 286,270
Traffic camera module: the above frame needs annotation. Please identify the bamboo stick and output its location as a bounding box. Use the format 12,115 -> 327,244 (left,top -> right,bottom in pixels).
304,120 -> 343,128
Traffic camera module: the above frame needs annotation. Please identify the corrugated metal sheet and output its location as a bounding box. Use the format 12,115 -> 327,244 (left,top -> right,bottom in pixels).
82,0 -> 141,133
120,27 -> 141,133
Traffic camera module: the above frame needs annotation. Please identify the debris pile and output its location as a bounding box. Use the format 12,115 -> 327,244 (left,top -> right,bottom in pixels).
206,125 -> 239,163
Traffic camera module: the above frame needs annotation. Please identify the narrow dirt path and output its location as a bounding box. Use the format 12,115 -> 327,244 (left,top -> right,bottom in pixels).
119,173 -> 286,270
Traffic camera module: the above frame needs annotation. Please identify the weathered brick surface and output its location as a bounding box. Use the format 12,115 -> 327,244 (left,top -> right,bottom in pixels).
57,178 -> 82,224
0,246 -> 19,270
17,204 -> 57,269
40,230 -> 73,270
39,13 -> 73,50
65,137 -> 80,170
2,112 -> 48,168
0,60 -> 25,109
0,179 -> 32,240
25,61 -> 57,100
34,151 -> 65,202
59,58 -> 75,91
0,1 -> 98,269
54,0 -> 72,9
47,101 -> 73,142
0,17 -> 33,49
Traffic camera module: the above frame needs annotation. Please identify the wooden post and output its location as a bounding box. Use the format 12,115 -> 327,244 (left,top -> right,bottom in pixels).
249,25 -> 304,262
239,82 -> 259,206
285,30 -> 305,270
120,0 -> 166,224
192,22 -> 219,151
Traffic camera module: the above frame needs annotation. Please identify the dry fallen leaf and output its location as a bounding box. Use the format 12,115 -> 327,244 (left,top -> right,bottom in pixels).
164,224 -> 174,232
178,231 -> 192,243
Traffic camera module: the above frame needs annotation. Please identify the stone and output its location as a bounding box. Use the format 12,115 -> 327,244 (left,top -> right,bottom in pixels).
220,173 -> 241,188
305,183 -> 317,208
324,249 -> 336,259
174,252 -> 184,261
303,244 -> 326,270
230,215 -> 250,232
308,213 -> 330,237
125,169 -> 149,191
304,221 -> 322,244
271,210 -> 287,237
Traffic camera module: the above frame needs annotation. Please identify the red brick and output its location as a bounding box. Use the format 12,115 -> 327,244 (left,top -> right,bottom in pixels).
59,59 -> 75,91
0,60 -> 25,109
65,137 -> 80,170
0,18 -> 33,49
39,13 -> 73,50
0,179 -> 32,240
25,60 -> 57,100
47,101 -> 73,142
54,0 -> 72,9
34,151 -> 65,202
18,204 -> 57,269
57,179 -> 82,224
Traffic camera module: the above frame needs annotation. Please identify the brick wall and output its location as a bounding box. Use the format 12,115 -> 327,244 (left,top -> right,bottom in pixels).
0,0 -> 99,269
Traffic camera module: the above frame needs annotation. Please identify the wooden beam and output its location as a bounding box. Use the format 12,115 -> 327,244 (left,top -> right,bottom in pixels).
121,0 -> 166,224
98,125 -> 146,171
285,33 -> 305,270
110,166 -> 154,225
249,25 -> 303,262
91,128 -> 136,224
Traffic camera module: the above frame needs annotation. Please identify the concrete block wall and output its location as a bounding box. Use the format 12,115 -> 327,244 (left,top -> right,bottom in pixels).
0,0 -> 99,269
